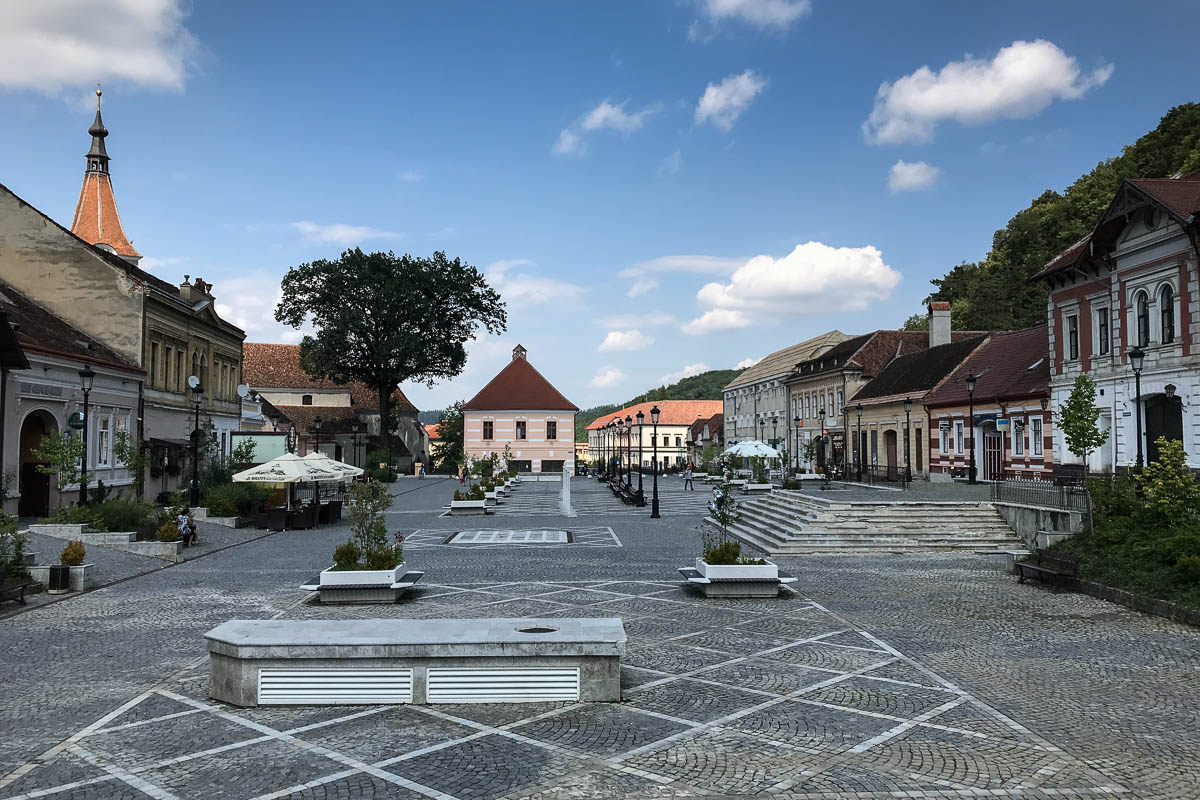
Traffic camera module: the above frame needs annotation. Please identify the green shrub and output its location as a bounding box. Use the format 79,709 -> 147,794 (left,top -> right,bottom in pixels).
364,449 -> 397,483
364,544 -> 403,570
704,539 -> 742,565
332,541 -> 361,571
0,513 -> 30,580
90,497 -> 152,533
1178,554 -> 1200,583
201,482 -> 270,518
60,540 -> 86,566
156,522 -> 180,542
1137,438 -> 1200,527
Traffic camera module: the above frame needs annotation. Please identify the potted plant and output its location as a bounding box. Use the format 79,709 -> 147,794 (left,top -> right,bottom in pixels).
450,484 -> 488,515
696,481 -> 776,580
57,539 -> 94,593
319,481 -> 405,587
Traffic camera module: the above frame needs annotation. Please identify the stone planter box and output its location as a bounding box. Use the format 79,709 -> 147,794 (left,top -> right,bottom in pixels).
728,479 -> 748,488
484,490 -> 499,503
27,523 -> 90,537
320,564 -> 406,587
206,516 -> 239,528
743,483 -> 773,494
29,563 -> 94,592
306,564 -> 422,605
450,500 -> 488,516
695,558 -> 778,581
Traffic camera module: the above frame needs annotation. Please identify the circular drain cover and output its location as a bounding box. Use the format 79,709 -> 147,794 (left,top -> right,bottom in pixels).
516,625 -> 558,634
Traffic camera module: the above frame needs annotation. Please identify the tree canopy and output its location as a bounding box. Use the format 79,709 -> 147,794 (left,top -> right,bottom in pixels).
433,401 -> 465,473
926,103 -> 1200,331
275,249 -> 507,455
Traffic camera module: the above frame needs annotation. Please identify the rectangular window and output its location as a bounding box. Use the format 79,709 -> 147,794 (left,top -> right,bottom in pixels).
870,430 -> 878,464
828,392 -> 834,417
1096,308 -> 1109,355
1067,314 -> 1079,360
819,394 -> 825,415
1013,418 -> 1025,456
97,415 -> 111,467
515,420 -> 526,440
939,424 -> 950,455
837,391 -> 843,415
954,421 -> 965,455
675,436 -> 681,447
164,346 -> 173,390
1032,417 -> 1044,456
546,420 -> 557,440
915,428 -> 923,471
150,342 -> 159,387
483,421 -> 494,440
114,415 -> 129,464
176,352 -> 184,391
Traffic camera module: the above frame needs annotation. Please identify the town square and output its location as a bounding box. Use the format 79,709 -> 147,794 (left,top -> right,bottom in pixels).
1,2 -> 1199,799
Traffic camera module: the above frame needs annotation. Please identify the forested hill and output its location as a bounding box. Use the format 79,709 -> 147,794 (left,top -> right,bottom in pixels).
574,368 -> 743,442
922,103 -> 1200,332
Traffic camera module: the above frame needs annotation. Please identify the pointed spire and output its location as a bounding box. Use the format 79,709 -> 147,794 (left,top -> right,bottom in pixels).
86,84 -> 109,172
71,85 -> 141,265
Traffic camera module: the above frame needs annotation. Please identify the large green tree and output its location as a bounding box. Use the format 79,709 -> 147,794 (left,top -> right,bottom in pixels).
276,250 -> 506,458
433,401 -> 465,473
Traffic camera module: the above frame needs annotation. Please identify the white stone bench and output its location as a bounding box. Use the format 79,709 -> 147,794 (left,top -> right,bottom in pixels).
205,617 -> 626,707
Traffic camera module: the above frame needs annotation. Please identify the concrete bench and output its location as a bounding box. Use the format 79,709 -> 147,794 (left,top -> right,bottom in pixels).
205,617 -> 626,707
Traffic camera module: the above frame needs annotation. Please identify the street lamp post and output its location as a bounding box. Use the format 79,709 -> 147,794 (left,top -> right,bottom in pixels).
313,416 -> 322,456
78,365 -> 95,506
650,405 -> 661,519
758,416 -> 765,442
616,417 -> 625,487
189,379 -> 203,507
625,415 -> 634,488
607,420 -> 616,480
793,415 -> 801,476
965,373 -> 978,484
287,424 -> 296,454
903,397 -> 913,486
635,409 -> 645,500
1129,346 -> 1145,469
350,420 -> 361,467
855,404 -> 863,482
771,415 -> 778,450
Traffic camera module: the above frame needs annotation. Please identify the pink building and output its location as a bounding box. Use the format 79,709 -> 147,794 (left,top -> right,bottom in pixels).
463,345 -> 578,473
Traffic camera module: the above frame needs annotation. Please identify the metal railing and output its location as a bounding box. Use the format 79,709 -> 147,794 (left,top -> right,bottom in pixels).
989,478 -> 1089,511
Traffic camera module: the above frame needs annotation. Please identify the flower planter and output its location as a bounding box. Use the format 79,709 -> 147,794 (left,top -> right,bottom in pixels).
30,563 -> 94,593
743,483 -> 773,494
320,564 -> 406,587
695,557 -> 778,580
484,490 -> 499,503
449,499 -> 488,516
728,479 -> 748,488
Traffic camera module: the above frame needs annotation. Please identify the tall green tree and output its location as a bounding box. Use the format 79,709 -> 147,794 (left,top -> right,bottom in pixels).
33,432 -> 85,510
433,401 -> 465,473
276,250 -> 507,458
1057,374 -> 1109,468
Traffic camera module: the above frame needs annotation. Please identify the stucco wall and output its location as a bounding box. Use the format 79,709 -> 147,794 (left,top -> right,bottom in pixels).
465,411 -> 576,472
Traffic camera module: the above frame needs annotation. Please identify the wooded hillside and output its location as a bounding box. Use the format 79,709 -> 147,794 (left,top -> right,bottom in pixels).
574,368 -> 743,442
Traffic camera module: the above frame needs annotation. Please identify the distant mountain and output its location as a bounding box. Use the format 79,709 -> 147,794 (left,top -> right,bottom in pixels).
417,409 -> 443,425
574,368 -> 742,442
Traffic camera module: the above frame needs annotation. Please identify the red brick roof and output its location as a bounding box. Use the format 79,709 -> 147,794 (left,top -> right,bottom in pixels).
925,326 -> 1050,408
70,171 -> 141,260
243,342 -> 417,413
425,423 -> 441,441
463,351 -> 577,411
588,400 -> 722,430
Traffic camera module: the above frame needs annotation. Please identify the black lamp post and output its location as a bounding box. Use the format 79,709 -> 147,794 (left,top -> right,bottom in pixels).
616,417 -> 625,486
350,420 -> 361,467
607,420 -> 616,479
903,396 -> 913,485
287,424 -> 296,454
793,414 -> 801,475
965,373 -> 977,484
313,415 -> 322,456
1129,346 -> 1145,469
635,409 -> 645,498
190,380 -> 203,507
855,404 -> 863,482
771,415 -> 778,450
78,364 -> 95,506
650,405 -> 661,519
758,415 -> 765,442
625,415 -> 633,488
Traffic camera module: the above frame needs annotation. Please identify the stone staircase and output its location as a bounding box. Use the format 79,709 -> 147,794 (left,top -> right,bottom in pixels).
710,491 -> 1022,555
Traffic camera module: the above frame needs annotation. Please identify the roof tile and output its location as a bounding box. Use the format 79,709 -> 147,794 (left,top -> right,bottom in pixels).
588,400 -> 722,430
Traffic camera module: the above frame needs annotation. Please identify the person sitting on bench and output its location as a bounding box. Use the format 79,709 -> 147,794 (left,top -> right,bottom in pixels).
177,507 -> 198,547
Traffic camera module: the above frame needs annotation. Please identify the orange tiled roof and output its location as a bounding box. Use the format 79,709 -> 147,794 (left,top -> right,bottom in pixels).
244,342 -> 417,413
425,423 -> 441,441
587,400 -> 722,430
70,172 -> 140,260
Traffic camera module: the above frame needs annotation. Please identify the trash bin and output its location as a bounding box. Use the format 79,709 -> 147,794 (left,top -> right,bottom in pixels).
47,564 -> 70,594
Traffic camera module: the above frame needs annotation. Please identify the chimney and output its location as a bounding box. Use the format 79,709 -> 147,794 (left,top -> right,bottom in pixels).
927,301 -> 951,347
178,275 -> 195,303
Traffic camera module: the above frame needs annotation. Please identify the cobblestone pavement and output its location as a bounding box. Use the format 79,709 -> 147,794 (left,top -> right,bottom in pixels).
490,478 -> 715,517
0,477 -> 1196,799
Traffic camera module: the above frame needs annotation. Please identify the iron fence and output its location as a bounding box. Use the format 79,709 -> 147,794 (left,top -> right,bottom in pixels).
989,478 -> 1089,511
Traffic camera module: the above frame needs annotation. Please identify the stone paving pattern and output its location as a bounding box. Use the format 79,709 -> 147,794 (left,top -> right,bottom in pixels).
0,476 -> 1196,799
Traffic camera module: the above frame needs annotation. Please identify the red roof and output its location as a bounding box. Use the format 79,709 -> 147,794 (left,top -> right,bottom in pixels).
243,342 -> 417,413
925,326 -> 1050,407
70,171 -> 141,260
588,400 -> 722,430
463,348 -> 577,411
425,423 -> 441,441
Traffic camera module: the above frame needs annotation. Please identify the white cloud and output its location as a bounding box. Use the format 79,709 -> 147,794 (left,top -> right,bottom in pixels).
658,149 -> 683,176
485,259 -> 584,309
600,312 -> 678,329
691,0 -> 810,35
628,278 -> 659,297
137,255 -> 184,273
735,356 -> 761,369
589,366 -> 625,389
695,70 -> 767,131
682,309 -> 753,335
211,272 -> 301,344
289,221 -> 404,246
682,241 -> 901,334
598,330 -> 654,353
398,170 -> 424,183
0,0 -> 197,93
659,362 -> 711,384
888,160 -> 940,192
863,40 -> 1113,144
621,254 -> 745,278
554,100 -> 657,157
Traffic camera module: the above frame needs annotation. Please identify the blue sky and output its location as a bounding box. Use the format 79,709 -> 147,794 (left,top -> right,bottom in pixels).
1,1 -> 1195,411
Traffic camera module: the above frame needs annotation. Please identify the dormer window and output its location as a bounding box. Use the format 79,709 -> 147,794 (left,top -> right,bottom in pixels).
302,394 -> 313,406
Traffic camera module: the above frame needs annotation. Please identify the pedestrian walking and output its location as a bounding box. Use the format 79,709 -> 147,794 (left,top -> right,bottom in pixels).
418,462 -> 426,480
683,464 -> 694,491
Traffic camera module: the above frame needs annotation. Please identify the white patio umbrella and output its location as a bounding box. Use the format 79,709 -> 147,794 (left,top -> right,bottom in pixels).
722,440 -> 782,460
301,451 -> 364,478
232,452 -> 341,483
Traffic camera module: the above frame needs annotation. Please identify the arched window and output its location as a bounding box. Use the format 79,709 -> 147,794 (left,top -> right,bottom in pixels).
1159,285 -> 1175,344
302,394 -> 313,406
1135,291 -> 1150,347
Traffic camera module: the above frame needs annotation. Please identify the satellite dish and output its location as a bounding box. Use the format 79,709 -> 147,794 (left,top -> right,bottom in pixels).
187,375 -> 200,389
236,384 -> 250,399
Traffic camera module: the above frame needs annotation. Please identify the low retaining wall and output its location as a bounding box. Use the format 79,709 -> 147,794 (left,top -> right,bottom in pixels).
993,503 -> 1083,549
24,526 -> 181,562
1077,580 -> 1200,627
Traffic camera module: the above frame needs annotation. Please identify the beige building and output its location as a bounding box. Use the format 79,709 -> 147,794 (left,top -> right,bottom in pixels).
723,331 -> 850,448
588,400 -> 722,472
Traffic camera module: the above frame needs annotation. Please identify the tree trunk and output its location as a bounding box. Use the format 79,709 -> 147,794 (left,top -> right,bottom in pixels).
377,384 -> 393,468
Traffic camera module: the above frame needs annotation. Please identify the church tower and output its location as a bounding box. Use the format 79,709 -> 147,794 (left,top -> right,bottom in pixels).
70,87 -> 141,265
